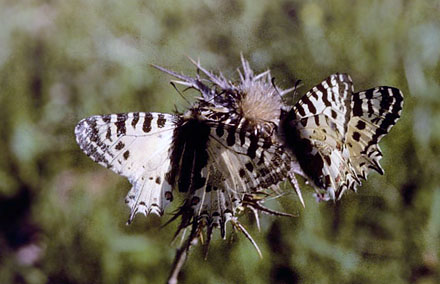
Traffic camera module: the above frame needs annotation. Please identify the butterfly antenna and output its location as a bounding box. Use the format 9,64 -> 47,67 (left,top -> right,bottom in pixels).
170,81 -> 191,106
293,79 -> 302,95
204,89 -> 225,105
291,79 -> 303,100
271,77 -> 282,98
279,79 -> 303,99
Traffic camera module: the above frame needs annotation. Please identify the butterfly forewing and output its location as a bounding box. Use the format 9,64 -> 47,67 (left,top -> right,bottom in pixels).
75,112 -> 177,219
293,73 -> 353,135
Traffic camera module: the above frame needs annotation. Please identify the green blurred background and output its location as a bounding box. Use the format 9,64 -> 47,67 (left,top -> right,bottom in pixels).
1,0 -> 439,283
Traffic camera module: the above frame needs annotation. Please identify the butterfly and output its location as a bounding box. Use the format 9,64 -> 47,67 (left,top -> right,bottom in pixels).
75,56 -> 403,255
280,73 -> 403,201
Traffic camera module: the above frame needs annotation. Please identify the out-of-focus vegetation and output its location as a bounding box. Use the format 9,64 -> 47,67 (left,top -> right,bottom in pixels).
0,0 -> 439,283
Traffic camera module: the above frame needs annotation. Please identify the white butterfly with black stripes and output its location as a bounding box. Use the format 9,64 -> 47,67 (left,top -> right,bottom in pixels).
280,73 -> 403,201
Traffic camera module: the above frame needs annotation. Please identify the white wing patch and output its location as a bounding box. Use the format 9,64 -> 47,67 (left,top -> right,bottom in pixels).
75,112 -> 177,221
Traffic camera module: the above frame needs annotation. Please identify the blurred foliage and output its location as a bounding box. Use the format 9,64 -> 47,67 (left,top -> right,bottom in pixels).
0,0 -> 439,283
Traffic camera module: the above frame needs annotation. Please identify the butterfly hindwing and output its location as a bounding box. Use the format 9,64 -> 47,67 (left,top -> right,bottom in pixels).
75,112 -> 177,219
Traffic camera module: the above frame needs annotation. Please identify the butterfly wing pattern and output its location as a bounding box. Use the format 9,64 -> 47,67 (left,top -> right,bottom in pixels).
75,57 -> 403,262
281,74 -> 354,200
281,74 -> 403,200
346,87 -> 403,185
75,112 -> 177,220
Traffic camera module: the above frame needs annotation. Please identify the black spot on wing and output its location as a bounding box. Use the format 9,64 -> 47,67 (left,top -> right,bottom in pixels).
226,125 -> 236,146
132,112 -> 140,128
379,89 -> 393,116
295,104 -> 306,117
205,184 -> 212,193
317,84 -> 331,107
115,114 -> 128,136
356,120 -> 366,130
115,141 -> 125,150
314,115 -> 320,126
352,92 -> 364,117
264,175 -> 275,186
157,114 -> 166,128
239,120 -> 249,146
165,191 -> 173,201
102,116 -> 111,123
123,150 -> 130,160
246,134 -> 258,159
216,124 -> 224,138
326,77 -> 336,102
365,89 -> 374,116
143,113 -> 153,133
165,117 -> 184,187
324,175 -> 331,187
245,162 -> 254,172
106,127 -> 112,141
239,168 -> 246,178
301,95 -> 317,114
352,132 -> 361,142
